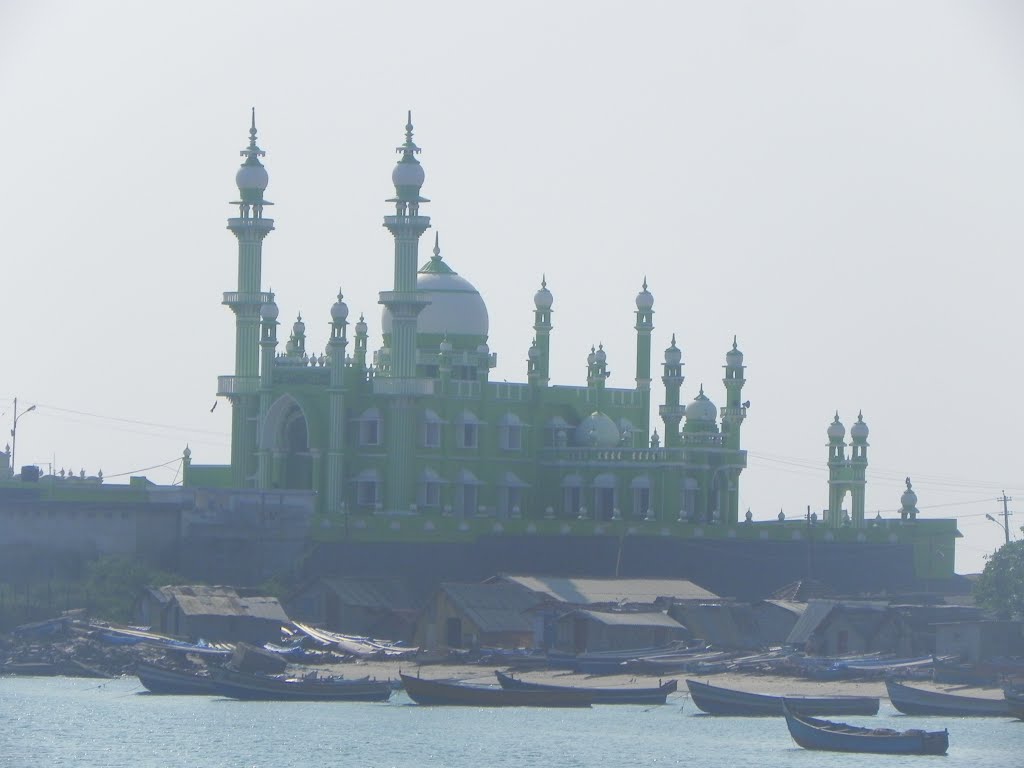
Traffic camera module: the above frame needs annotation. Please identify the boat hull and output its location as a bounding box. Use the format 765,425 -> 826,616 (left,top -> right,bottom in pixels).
212,667 -> 392,702
1006,693 -> 1024,721
783,704 -> 949,755
686,679 -> 879,716
886,680 -> 1010,717
495,670 -> 676,704
401,673 -> 591,707
136,662 -> 216,695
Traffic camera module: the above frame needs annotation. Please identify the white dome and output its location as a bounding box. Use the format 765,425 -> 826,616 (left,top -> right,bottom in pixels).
827,414 -> 846,440
664,336 -> 682,366
382,258 -> 488,338
726,338 -> 743,366
850,413 -> 869,439
392,161 -> 425,189
685,390 -> 717,423
236,163 -> 269,192
636,286 -> 654,310
534,283 -> 553,310
260,301 -> 279,321
575,412 -> 620,448
331,294 -> 349,324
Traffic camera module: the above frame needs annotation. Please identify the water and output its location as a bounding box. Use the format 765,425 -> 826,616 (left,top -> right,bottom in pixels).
1,676 -> 1021,767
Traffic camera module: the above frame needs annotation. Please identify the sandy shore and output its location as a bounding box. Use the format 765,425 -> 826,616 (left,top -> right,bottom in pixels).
316,659 -> 1007,700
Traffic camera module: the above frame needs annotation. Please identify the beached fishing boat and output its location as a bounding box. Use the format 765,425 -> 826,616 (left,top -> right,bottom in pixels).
495,670 -> 676,704
1006,691 -> 1024,721
686,678 -> 879,716
212,666 -> 393,702
886,679 -> 1009,717
782,702 -> 949,755
400,672 -> 592,707
136,661 -> 216,695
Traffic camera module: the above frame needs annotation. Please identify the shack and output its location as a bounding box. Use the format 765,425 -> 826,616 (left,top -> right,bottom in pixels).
786,599 -> 912,656
414,582 -> 538,652
553,608 -> 687,654
134,585 -> 289,645
934,619 -> 1024,664
285,577 -> 416,641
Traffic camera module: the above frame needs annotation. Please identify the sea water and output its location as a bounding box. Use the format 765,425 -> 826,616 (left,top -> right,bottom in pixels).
0,676 -> 1021,768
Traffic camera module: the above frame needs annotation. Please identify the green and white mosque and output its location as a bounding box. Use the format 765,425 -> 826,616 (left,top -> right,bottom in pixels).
209,113 -> 753,525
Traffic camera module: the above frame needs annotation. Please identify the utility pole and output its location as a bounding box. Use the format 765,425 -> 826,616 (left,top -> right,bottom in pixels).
987,492 -> 1013,545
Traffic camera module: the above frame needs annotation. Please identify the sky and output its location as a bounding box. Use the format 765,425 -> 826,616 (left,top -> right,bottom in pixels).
1,1 -> 1022,574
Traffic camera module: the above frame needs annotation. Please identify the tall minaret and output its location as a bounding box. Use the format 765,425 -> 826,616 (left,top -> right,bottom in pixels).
634,279 -> 654,440
222,110 -> 274,487
256,297 -> 279,489
720,337 -> 747,451
659,334 -> 685,448
826,413 -> 847,526
379,113 -> 431,512
848,411 -> 869,526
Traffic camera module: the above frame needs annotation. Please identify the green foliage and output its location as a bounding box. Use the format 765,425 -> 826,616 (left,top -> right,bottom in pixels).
973,540 -> 1024,620
83,556 -> 184,623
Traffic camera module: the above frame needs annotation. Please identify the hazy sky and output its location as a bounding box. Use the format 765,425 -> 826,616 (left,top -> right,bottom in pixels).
2,1 -> 1022,574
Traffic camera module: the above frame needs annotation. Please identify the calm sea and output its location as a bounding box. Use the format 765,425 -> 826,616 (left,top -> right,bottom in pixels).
1,676 -> 1021,768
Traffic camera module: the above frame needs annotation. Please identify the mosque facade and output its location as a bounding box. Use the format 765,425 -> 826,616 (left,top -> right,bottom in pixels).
209,114 -> 751,525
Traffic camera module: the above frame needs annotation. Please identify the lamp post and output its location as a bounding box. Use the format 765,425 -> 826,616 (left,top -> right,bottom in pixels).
10,398 -> 37,474
985,513 -> 1011,545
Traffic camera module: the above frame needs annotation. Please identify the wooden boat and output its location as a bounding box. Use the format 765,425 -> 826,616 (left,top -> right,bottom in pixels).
1005,691 -> 1024,721
136,661 -> 216,695
782,702 -> 949,755
686,678 -> 879,716
886,679 -> 1009,717
211,666 -> 393,702
495,670 -> 676,704
400,672 -> 592,707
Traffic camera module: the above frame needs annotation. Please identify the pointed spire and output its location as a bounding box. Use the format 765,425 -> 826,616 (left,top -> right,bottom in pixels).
433,232 -> 441,259
397,110 -> 421,159
240,107 -> 265,165
541,274 -> 547,289
732,335 -> 738,349
671,333 -> 677,346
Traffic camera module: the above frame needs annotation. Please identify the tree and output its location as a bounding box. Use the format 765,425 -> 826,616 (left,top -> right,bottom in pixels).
973,540 -> 1024,620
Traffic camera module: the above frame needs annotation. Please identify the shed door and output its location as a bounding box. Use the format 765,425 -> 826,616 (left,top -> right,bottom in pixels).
573,617 -> 588,654
446,617 -> 463,648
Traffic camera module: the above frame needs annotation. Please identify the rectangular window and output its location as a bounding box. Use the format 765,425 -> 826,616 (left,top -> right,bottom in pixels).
563,486 -> 581,518
460,422 -> 479,449
357,480 -> 378,506
634,488 -> 651,518
420,482 -> 440,508
360,419 -> 380,447
423,421 -> 441,448
501,424 -> 523,451
499,486 -> 523,517
457,484 -> 478,517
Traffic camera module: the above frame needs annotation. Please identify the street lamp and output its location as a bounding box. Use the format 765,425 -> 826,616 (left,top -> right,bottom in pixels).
10,397 -> 37,475
985,513 -> 1011,545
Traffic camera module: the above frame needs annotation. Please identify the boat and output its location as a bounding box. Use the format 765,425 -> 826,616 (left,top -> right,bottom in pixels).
211,666 -> 393,702
886,679 -> 1010,716
686,678 -> 879,716
136,661 -> 216,695
782,702 -> 949,755
495,670 -> 677,704
400,672 -> 592,707
1006,691 -> 1024,721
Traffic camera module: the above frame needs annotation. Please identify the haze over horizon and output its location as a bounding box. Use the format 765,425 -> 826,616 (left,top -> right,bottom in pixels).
2,1 -> 1022,575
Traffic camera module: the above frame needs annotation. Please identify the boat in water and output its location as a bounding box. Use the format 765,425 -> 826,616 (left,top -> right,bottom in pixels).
495,670 -> 676,704
1006,691 -> 1024,721
212,666 -> 393,702
886,679 -> 1010,717
400,673 -> 592,707
686,678 -> 879,716
782,702 -> 949,755
136,661 -> 216,695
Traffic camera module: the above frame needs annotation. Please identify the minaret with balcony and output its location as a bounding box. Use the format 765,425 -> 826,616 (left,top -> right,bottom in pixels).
220,110 -> 275,487
531,277 -> 553,386
256,298 -> 279,488
325,291 -> 350,514
721,337 -> 747,451
378,113 -> 432,511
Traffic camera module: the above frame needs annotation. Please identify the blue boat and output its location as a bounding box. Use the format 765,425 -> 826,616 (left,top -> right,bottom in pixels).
136,661 -> 216,695
782,702 -> 949,755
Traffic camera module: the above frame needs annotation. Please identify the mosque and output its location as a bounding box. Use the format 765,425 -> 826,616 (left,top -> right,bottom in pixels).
204,113 -> 750,525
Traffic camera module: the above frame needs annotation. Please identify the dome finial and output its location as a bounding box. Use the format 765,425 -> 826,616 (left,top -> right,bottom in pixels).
732,335 -> 738,349
397,110 -> 420,159
671,332 -> 676,345
699,383 -> 705,396
642,276 -> 648,291
241,109 -> 265,165
433,232 -> 441,259
541,274 -> 547,289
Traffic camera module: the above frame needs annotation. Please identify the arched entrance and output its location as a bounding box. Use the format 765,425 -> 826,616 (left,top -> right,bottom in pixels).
261,395 -> 313,490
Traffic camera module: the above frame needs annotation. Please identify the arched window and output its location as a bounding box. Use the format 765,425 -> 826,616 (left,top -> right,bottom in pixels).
457,410 -> 482,450
418,467 -> 443,509
593,473 -> 617,520
422,409 -> 443,449
561,473 -> 582,518
631,475 -> 651,519
498,471 -> 528,517
456,469 -> 481,517
545,416 -> 569,448
354,468 -> 380,507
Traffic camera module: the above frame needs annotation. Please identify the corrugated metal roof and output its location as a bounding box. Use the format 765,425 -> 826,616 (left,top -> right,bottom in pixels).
441,582 -> 537,634
569,609 -> 685,629
496,575 -> 717,604
170,589 -> 289,622
321,578 -> 413,610
785,599 -> 888,645
761,600 -> 808,617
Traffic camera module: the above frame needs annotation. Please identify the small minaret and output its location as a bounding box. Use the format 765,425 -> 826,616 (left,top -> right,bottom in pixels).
635,279 -> 654,440
353,314 -> 369,374
659,334 -> 685,448
720,337 -> 747,451
532,277 -> 553,386
325,290 -> 350,514
223,109 -> 275,487
256,297 -> 279,488
848,411 -> 869,526
826,413 -> 847,527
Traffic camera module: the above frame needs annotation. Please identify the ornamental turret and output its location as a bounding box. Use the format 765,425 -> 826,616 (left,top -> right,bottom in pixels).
721,336 -> 747,451
532,276 -> 553,387
325,289 -> 350,513
634,278 -> 654,440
